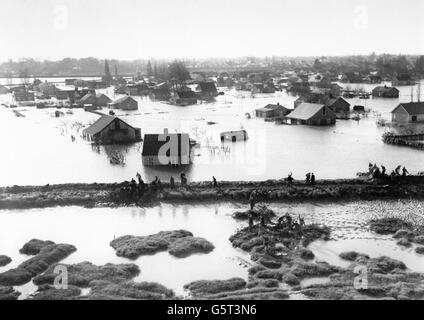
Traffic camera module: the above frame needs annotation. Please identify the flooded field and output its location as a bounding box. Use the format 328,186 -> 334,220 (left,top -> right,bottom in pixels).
1,80 -> 424,186
1,200 -> 423,299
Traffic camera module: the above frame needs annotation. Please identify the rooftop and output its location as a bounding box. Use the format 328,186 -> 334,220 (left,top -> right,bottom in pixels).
83,115 -> 116,136
142,133 -> 190,157
393,102 -> 424,115
286,103 -> 328,120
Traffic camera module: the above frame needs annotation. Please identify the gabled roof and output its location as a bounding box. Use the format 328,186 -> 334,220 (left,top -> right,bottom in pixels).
142,133 -> 190,156
326,97 -> 349,107
263,104 -> 289,111
372,86 -> 399,93
83,115 -> 138,136
112,95 -> 136,104
255,107 -> 275,113
83,115 -> 116,136
81,93 -> 96,102
96,93 -> 112,101
392,102 -> 424,115
286,103 -> 329,120
198,82 -> 217,92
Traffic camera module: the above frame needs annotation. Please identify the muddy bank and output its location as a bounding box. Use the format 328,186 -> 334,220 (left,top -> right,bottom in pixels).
2,177 -> 424,209
30,261 -> 175,300
0,240 -> 76,286
369,217 -> 424,252
110,230 -> 214,259
300,253 -> 424,300
0,255 -> 11,267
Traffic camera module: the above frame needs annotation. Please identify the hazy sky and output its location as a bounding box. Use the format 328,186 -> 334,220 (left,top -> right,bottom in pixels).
1,0 -> 423,61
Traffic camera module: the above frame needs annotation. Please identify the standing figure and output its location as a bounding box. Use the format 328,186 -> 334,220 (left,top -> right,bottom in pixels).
381,165 -> 386,176
402,167 -> 409,176
170,176 -> 175,188
310,173 -> 316,185
180,173 -> 186,187
213,176 -> 218,188
249,191 -> 256,210
305,173 -> 311,185
287,173 -> 294,186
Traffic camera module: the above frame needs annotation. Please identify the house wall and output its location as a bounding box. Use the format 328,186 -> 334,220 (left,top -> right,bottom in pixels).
256,109 -> 274,118
331,100 -> 350,113
392,108 -> 410,123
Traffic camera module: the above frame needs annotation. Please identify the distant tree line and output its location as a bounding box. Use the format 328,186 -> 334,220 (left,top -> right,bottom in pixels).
2,54 -> 424,79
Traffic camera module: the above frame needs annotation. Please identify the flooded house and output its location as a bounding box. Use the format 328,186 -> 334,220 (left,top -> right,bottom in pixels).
82,115 -> 141,144
108,96 -> 138,110
252,83 -> 265,94
391,102 -> 424,123
220,130 -> 248,142
170,90 -> 197,106
150,87 -> 171,100
372,86 -> 400,98
392,74 -> 415,86
284,102 -> 336,125
255,103 -> 291,118
95,93 -> 112,106
79,93 -> 97,106
216,75 -> 234,87
127,82 -> 150,96
325,97 -> 351,114
196,82 -> 218,99
142,131 -> 191,166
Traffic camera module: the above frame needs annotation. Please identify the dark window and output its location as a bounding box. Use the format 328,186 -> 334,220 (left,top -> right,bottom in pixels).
412,116 -> 417,122
322,107 -> 326,116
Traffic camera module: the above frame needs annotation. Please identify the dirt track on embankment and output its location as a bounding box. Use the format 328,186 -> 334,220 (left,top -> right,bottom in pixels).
1,177 -> 424,210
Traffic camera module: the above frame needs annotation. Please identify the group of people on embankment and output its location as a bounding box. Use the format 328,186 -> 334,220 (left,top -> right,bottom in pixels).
368,163 -> 409,180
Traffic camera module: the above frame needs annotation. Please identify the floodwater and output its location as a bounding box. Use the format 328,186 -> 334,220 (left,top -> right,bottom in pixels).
0,203 -> 250,298
1,201 -> 423,299
1,80 -> 424,186
276,200 -> 424,273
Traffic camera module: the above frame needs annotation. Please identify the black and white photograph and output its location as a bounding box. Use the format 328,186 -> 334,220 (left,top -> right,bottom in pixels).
1,0 -> 424,307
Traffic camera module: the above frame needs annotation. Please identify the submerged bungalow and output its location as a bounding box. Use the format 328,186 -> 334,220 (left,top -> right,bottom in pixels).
255,103 -> 291,118
109,96 -> 138,110
82,115 -> 141,144
170,90 -> 197,106
392,74 -> 415,86
142,131 -> 190,166
325,97 -> 350,114
391,102 -> 424,123
220,130 -> 248,142
196,82 -> 218,99
372,86 -> 400,98
285,103 -> 336,125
